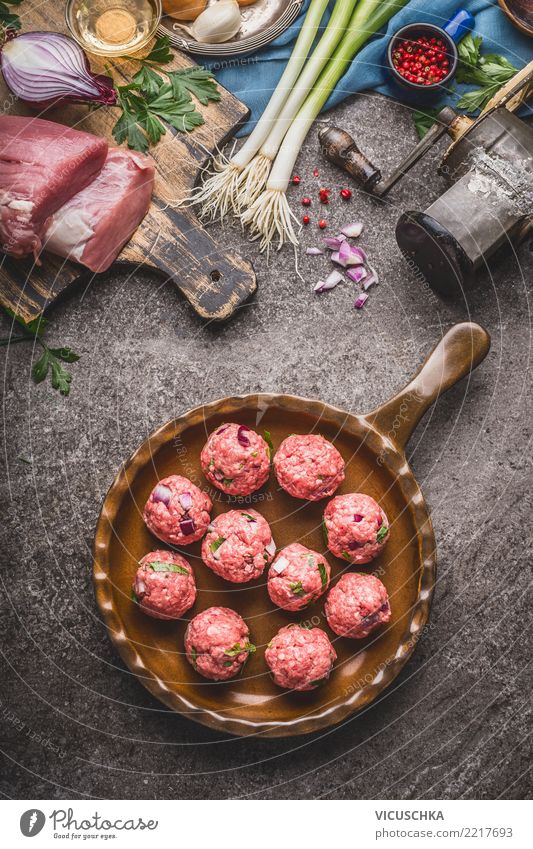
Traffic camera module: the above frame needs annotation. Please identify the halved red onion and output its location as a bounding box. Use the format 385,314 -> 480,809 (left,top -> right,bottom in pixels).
179,517 -> 196,536
179,492 -> 193,511
1,31 -> 117,108
346,266 -> 367,284
306,247 -> 324,256
152,484 -> 172,505
362,267 -> 379,291
265,538 -> 276,556
341,222 -> 364,238
323,234 -> 346,251
353,514 -> 363,522
354,293 -> 369,309
237,425 -> 250,447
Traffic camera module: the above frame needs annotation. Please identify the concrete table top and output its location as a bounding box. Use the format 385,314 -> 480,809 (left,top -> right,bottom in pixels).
1,94 -> 531,800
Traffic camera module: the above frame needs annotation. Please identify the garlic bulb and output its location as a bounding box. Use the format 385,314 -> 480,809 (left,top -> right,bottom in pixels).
184,0 -> 242,43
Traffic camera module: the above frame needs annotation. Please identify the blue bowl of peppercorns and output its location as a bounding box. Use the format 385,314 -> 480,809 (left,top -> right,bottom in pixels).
387,23 -> 457,100
386,11 -> 474,102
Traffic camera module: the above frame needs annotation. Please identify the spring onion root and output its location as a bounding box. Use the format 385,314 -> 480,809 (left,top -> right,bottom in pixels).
241,188 -> 300,253
184,0 -> 329,218
188,152 -> 242,221
248,0 -> 409,251
234,153 -> 273,210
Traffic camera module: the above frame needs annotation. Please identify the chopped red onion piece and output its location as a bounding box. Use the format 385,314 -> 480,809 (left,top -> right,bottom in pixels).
354,293 -> 369,309
377,514 -> 383,527
353,514 -> 363,522
348,540 -> 363,550
306,247 -> 324,256
346,265 -> 368,283
179,492 -> 193,511
272,555 -> 289,574
340,222 -> 364,238
216,425 -> 229,435
323,234 -> 346,250
362,267 -> 379,291
237,425 -> 250,447
314,269 -> 343,293
179,517 -> 196,536
207,523 -> 216,532
265,538 -> 276,556
346,266 -> 367,284
330,251 -> 345,267
135,578 -> 145,595
152,484 -> 171,505
339,240 -> 366,266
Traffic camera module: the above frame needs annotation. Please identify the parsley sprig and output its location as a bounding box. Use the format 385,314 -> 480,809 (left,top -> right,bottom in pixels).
112,36 -> 220,153
1,309 -> 80,396
413,34 -> 519,139
0,0 -> 22,36
456,34 -> 518,113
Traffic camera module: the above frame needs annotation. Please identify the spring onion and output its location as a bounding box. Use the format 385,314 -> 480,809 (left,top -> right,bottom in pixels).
243,0 -> 409,251
237,0 -> 359,211
188,0 -> 330,221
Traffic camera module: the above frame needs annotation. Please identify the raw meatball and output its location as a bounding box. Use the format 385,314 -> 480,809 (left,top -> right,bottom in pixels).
325,572 -> 391,639
143,475 -> 212,546
185,606 -> 255,681
324,492 -> 389,564
273,434 -> 345,501
132,550 -> 196,620
200,423 -> 271,496
202,508 -> 275,583
265,625 -> 337,691
267,543 -> 331,611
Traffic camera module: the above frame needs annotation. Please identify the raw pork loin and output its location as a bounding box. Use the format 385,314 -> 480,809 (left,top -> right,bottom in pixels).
0,115 -> 108,258
43,147 -> 154,272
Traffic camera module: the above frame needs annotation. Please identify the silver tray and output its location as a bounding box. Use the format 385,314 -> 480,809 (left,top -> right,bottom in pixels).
158,0 -> 304,56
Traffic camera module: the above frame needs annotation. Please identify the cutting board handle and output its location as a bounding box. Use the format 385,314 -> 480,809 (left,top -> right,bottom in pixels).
363,322 -> 491,452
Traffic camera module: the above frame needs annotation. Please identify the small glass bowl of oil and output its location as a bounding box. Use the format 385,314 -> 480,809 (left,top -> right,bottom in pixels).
65,0 -> 162,57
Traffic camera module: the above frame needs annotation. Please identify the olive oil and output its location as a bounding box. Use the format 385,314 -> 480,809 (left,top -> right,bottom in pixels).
66,0 -> 161,56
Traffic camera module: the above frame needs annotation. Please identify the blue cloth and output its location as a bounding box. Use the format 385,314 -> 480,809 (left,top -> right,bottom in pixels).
204,0 -> 532,136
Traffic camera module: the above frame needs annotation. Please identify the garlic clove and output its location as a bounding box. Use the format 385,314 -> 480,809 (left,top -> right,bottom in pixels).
191,0 -> 242,43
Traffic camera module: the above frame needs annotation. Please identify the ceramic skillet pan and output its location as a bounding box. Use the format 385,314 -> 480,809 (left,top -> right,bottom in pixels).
93,322 -> 490,738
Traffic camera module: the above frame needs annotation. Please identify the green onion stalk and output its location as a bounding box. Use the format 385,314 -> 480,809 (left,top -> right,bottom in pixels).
187,0 -> 330,222
243,0 -> 410,252
235,0 -> 359,211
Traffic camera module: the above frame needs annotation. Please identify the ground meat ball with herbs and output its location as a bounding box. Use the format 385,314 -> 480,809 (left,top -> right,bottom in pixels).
267,543 -> 331,611
324,492 -> 389,564
143,475 -> 212,546
202,508 -> 275,583
325,572 -> 391,639
273,434 -> 345,501
265,625 -> 337,691
185,606 -> 255,681
200,423 -> 271,496
132,550 -> 196,620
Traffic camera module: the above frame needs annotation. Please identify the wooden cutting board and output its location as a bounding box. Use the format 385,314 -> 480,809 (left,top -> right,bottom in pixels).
0,5 -> 256,323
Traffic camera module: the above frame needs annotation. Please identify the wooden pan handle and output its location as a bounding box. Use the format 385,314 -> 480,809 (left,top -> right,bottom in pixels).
363,322 -> 491,452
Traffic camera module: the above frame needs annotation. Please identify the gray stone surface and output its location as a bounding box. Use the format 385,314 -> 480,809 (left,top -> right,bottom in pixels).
1,94 -> 531,800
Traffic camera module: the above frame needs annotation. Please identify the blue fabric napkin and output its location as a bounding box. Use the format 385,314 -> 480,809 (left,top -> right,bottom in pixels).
204,0 -> 532,136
